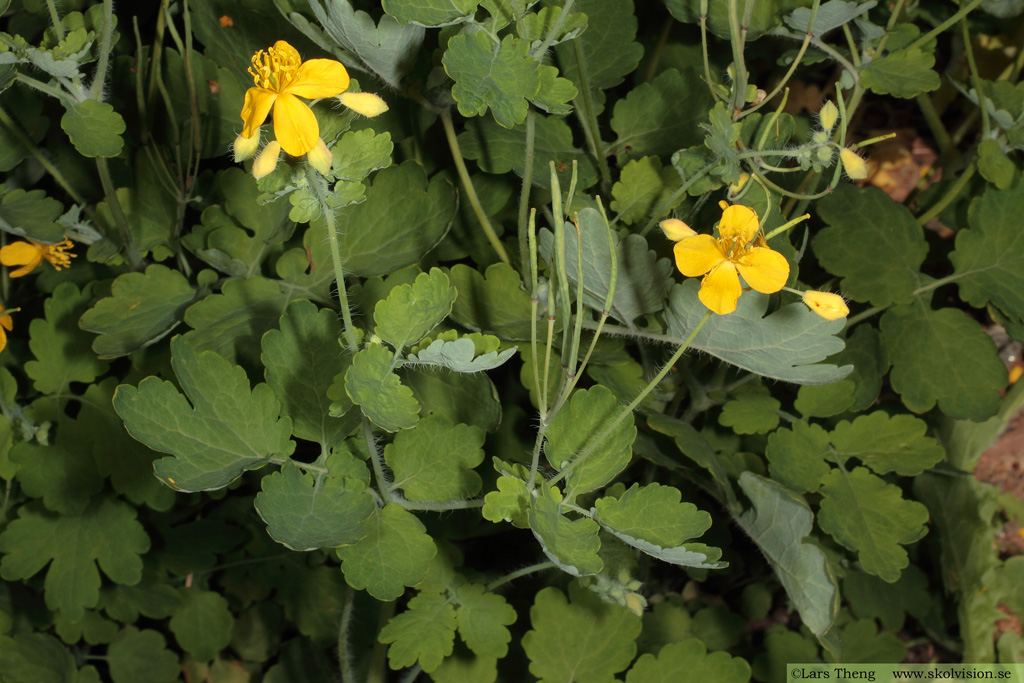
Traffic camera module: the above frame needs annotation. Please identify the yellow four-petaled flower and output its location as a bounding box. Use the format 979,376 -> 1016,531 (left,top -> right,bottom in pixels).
240,40 -> 351,157
671,203 -> 789,315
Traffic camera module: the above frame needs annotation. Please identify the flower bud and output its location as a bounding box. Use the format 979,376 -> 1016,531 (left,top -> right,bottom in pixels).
306,138 -> 333,175
624,592 -> 647,617
819,100 -> 838,131
729,172 -> 750,194
802,291 -> 849,320
660,218 -> 696,241
339,92 -> 389,118
252,141 -> 282,180
233,130 -> 260,161
840,148 -> 867,180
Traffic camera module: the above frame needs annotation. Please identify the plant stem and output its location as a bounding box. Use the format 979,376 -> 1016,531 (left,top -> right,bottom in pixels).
0,106 -> 90,212
89,0 -> 116,100
14,74 -> 74,104
959,16 -> 990,138
486,562 -> 556,591
549,310 -> 714,492
45,0 -> 65,39
338,589 -> 357,683
518,104 -> 536,281
95,157 -> 145,270
916,161 -> 977,226
571,38 -> 612,195
531,0 -> 574,60
308,169 -> 360,352
905,0 -> 986,54
439,109 -> 511,266
727,0 -> 748,113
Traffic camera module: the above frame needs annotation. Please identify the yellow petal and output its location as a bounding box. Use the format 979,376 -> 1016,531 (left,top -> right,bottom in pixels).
271,40 -> 301,63
241,87 -> 277,138
273,93 -> 319,156
699,262 -> 741,315
0,327 -> 6,353
339,92 -> 389,117
0,241 -> 44,277
660,218 -> 696,242
735,246 -> 789,293
802,291 -> 849,320
673,235 -> 725,277
288,58 -> 350,99
717,204 -> 760,243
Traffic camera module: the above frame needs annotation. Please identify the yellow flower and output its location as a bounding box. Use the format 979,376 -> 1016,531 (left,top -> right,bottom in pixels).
802,291 -> 849,320
0,306 -> 12,354
673,203 -> 789,315
0,238 -> 76,277
241,40 -> 350,157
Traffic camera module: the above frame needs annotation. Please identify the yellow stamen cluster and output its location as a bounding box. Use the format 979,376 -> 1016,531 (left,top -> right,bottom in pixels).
43,238 -> 76,270
248,44 -> 300,92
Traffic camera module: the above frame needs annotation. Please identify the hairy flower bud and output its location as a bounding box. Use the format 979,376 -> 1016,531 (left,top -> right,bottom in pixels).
840,148 -> 867,180
802,290 -> 850,320
339,92 -> 389,118
307,138 -> 333,175
232,130 -> 260,161
819,100 -> 839,132
660,218 -> 697,241
252,141 -> 282,180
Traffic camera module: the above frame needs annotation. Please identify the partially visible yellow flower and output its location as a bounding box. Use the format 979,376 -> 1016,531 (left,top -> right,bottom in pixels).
306,138 -> 333,175
0,237 -> 76,278
802,291 -> 849,321
673,203 -> 789,315
252,141 -> 282,180
338,92 -> 389,118
0,306 -> 12,354
660,218 -> 696,242
840,148 -> 867,180
241,40 -> 350,157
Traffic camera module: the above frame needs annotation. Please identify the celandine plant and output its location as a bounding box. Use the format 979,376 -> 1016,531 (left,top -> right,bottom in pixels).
0,0 -> 1023,680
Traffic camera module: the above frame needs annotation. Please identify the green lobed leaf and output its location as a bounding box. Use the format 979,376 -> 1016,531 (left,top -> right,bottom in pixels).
384,415 -> 485,502
610,156 -> 682,226
626,638 -> 751,683
306,0 -> 423,88
813,185 -> 927,305
331,129 -> 394,181
444,32 -> 539,128
374,268 -> 457,349
719,390 -> 781,435
261,300 -> 354,447
344,343 -> 420,432
113,336 -> 294,492
26,282 -> 109,395
181,276 -> 294,368
545,385 -> 636,499
523,584 -> 641,683
793,379 -> 856,418
333,161 -> 456,277
458,111 -> 599,190
0,186 -> 65,242
610,68 -> 713,159
861,49 -> 941,99
455,583 -> 517,658
784,0 -> 877,37
977,139 -> 1016,190
665,281 -> 851,385
404,337 -> 518,373
402,367 -> 502,433
336,503 -> 437,600
0,633 -> 77,683
79,264 -> 198,358
254,462 -> 375,551
827,618 -> 906,664
817,466 -> 929,582
538,208 -> 674,325
765,421 -> 832,494
592,482 -> 711,548
952,177 -> 1024,323
530,63 -> 577,115
382,0 -> 477,26
449,262 -> 534,340
168,589 -> 233,662
521,6 -> 588,45
379,591 -> 456,673
482,474 -> 530,528
879,304 -> 1005,421
664,0 -> 812,39
529,487 -> 603,576
0,498 -> 150,622
736,473 -> 839,638
106,628 -> 179,683
553,0 -> 644,116
59,99 -> 125,158
829,412 -> 945,476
